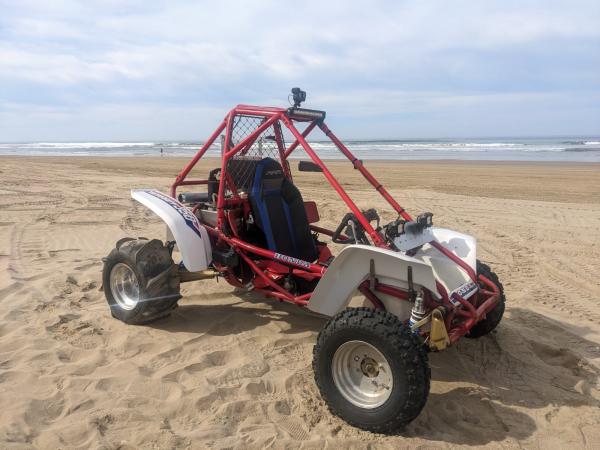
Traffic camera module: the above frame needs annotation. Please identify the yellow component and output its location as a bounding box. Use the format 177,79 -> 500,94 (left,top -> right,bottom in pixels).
429,307 -> 450,351
410,314 -> 431,333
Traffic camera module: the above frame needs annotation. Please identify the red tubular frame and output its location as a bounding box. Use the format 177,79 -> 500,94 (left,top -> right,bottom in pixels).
171,104 -> 500,340
282,115 -> 385,246
284,120 -> 318,158
319,123 -> 412,222
171,119 -> 226,197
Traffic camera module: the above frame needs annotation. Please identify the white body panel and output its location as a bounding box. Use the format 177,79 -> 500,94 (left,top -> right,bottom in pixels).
308,227 -> 477,318
413,227 -> 477,300
307,245 -> 439,317
357,288 -> 414,322
131,189 -> 212,271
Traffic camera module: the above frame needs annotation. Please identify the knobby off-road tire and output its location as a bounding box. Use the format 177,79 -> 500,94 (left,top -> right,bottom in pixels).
313,308 -> 430,433
102,238 -> 181,324
466,260 -> 506,338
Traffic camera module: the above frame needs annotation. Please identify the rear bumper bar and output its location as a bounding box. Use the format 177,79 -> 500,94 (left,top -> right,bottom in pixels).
448,274 -> 500,342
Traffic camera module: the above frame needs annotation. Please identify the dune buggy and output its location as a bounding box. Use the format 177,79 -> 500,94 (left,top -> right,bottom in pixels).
102,89 -> 505,432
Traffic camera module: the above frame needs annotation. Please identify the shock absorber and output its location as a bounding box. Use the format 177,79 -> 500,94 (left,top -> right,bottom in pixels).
406,265 -> 427,331
408,292 -> 427,330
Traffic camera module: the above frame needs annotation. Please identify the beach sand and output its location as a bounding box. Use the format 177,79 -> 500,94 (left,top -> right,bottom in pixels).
1,156 -> 599,449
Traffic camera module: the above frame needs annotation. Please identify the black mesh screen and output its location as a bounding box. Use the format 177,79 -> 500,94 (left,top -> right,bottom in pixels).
226,115 -> 285,193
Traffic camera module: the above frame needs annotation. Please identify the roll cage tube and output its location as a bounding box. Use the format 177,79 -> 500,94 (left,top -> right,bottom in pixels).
280,115 -> 386,247
170,104 -> 479,284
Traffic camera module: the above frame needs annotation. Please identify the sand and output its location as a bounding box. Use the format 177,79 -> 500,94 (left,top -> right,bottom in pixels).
1,156 -> 599,449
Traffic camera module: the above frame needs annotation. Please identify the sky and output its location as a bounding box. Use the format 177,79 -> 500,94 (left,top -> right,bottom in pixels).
0,0 -> 599,141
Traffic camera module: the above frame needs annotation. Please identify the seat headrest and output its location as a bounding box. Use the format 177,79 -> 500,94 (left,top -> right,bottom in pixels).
254,158 -> 286,189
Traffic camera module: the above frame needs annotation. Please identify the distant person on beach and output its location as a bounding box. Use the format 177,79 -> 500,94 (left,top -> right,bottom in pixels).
160,147 -> 164,157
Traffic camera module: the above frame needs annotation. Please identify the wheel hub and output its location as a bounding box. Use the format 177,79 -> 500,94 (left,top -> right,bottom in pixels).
109,263 -> 140,310
332,340 -> 393,409
360,357 -> 380,378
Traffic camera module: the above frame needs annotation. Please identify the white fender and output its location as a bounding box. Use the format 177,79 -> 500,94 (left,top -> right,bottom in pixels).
131,189 -> 212,271
307,245 -> 439,317
414,227 -> 477,299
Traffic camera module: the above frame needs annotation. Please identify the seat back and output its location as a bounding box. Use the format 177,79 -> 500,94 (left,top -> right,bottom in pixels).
249,158 -> 318,262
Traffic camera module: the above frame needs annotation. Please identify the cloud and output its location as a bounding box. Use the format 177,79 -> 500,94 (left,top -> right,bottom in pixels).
0,101 -> 226,141
0,0 -> 599,139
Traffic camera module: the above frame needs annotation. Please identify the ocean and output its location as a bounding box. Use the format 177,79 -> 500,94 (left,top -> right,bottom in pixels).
1,137 -> 599,162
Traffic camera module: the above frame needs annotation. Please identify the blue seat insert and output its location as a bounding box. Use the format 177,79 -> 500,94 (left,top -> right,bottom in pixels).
249,158 -> 318,262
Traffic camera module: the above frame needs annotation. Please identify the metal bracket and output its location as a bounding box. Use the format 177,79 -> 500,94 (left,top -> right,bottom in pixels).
429,308 -> 450,351
369,259 -> 375,290
408,306 -> 450,351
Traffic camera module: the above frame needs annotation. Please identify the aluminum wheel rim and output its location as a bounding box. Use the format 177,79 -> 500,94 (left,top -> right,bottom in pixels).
332,340 -> 393,409
109,263 -> 140,310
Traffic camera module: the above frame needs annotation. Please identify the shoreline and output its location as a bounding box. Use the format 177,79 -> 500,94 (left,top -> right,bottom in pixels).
3,154 -> 600,164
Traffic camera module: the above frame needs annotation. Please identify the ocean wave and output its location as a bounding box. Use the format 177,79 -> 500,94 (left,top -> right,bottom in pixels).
561,140 -> 600,145
307,142 -> 567,152
564,147 -> 600,153
0,142 -> 157,149
310,142 -> 522,148
1,139 -> 599,162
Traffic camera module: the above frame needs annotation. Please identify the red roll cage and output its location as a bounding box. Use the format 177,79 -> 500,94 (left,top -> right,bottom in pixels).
170,104 -> 500,342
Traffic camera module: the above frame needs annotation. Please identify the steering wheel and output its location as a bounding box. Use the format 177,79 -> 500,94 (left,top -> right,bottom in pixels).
331,209 -> 380,245
331,212 -> 356,244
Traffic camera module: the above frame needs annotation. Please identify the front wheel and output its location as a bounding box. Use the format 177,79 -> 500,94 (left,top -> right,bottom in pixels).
102,238 -> 181,324
313,308 -> 430,433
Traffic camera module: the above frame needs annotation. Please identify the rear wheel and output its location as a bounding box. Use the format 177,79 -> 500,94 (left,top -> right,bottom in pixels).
313,308 -> 430,433
102,238 -> 181,324
466,260 -> 505,338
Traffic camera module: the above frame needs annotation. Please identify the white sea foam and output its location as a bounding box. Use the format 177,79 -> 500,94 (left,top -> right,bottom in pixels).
0,138 -> 598,161
0,142 -> 156,149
